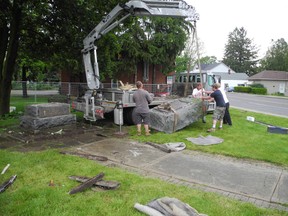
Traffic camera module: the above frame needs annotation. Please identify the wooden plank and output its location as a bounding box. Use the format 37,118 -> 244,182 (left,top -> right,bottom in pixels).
0,175 -> 17,193
60,151 -> 108,161
69,173 -> 104,195
69,175 -> 120,190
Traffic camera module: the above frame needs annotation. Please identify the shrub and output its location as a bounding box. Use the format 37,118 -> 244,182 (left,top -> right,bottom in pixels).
251,87 -> 267,95
249,83 -> 265,88
234,86 -> 251,93
271,92 -> 285,96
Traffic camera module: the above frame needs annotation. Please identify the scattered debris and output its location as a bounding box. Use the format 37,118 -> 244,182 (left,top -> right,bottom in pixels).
69,173 -> 104,195
95,133 -> 108,137
267,126 -> 288,134
186,135 -> 223,146
60,151 -> 108,161
247,116 -> 275,126
246,116 -> 255,122
51,129 -> 63,135
6,134 -> 26,143
164,142 -> 186,152
119,80 -> 137,91
247,116 -> 287,134
0,175 -> 17,193
48,179 -> 55,187
134,197 -> 208,216
1,164 -> 10,175
69,175 -> 120,190
145,142 -> 171,153
134,203 -> 163,216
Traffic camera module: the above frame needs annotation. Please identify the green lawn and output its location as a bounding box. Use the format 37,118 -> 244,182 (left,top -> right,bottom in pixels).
0,96 -> 288,215
0,150 -> 287,216
133,108 -> 288,166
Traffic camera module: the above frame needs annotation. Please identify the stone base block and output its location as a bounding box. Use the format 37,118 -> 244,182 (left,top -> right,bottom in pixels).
267,126 -> 288,134
25,103 -> 70,118
149,98 -> 203,134
20,114 -> 76,130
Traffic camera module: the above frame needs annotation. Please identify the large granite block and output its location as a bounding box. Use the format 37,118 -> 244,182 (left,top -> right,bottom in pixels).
149,98 -> 203,134
20,114 -> 76,130
21,103 -> 76,130
25,103 -> 70,118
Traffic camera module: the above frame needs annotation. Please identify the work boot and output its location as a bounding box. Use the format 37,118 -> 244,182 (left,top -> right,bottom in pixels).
207,128 -> 215,132
145,130 -> 151,136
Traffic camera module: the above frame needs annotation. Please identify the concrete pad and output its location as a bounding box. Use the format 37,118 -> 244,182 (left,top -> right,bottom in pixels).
148,152 -> 283,203
69,139 -> 288,205
271,171 -> 288,204
74,138 -> 168,167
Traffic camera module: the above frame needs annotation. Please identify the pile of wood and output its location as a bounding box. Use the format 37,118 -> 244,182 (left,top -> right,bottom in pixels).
69,173 -> 120,194
119,81 -> 137,91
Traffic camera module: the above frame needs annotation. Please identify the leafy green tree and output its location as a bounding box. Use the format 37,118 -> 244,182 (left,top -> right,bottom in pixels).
0,0 -> 121,115
0,0 -> 28,115
259,38 -> 288,71
222,27 -> 258,75
0,0 -> 195,115
200,56 -> 217,65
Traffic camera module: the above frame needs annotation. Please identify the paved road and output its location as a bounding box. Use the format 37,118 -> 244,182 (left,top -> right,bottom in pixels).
227,92 -> 288,118
11,90 -> 58,96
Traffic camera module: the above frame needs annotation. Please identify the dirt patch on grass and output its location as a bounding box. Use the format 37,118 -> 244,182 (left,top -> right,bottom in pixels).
0,119 -> 129,152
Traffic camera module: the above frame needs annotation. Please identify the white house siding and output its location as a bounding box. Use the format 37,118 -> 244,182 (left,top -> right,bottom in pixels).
205,64 -> 235,73
255,80 -> 288,96
222,79 -> 251,88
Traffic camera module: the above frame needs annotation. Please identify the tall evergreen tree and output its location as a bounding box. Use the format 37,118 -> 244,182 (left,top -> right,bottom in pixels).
259,38 -> 288,71
222,27 -> 258,75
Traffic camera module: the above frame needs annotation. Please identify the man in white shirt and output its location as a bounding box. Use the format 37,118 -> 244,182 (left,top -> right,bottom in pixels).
192,83 -> 205,98
216,83 -> 232,126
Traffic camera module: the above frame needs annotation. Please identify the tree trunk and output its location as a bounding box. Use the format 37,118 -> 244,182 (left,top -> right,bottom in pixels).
0,0 -> 23,116
184,62 -> 191,97
21,65 -> 28,98
152,64 -> 156,92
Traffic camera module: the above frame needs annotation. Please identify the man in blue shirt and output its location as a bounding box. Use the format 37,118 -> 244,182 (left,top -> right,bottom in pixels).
203,83 -> 226,132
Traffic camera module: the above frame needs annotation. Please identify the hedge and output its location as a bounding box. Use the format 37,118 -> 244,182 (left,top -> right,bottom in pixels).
234,86 -> 251,93
251,87 -> 267,95
233,86 -> 267,95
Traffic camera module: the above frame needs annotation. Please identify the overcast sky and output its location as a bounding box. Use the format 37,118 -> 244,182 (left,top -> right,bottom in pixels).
185,0 -> 288,60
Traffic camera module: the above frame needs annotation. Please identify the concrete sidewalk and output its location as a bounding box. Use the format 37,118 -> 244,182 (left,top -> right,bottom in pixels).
71,138 -> 288,212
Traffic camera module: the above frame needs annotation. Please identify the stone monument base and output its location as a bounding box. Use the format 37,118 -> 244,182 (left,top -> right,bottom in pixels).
20,103 -> 76,130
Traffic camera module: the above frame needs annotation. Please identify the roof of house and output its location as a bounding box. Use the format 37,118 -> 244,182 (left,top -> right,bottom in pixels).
213,72 -> 249,80
199,62 -> 236,73
201,63 -> 222,70
248,70 -> 288,81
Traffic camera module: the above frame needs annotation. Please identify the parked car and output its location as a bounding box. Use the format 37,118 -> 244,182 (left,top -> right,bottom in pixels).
227,86 -> 234,92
